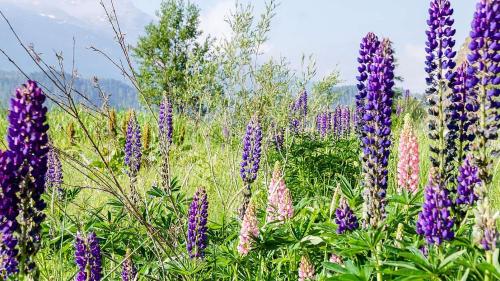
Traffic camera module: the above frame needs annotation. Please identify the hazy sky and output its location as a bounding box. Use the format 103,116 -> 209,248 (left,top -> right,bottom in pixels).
131,0 -> 477,93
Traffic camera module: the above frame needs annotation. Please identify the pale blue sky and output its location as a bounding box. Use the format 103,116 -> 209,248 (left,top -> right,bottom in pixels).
131,0 -> 477,93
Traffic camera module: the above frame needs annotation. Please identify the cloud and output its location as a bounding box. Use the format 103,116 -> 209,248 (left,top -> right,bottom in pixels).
199,0 -> 233,40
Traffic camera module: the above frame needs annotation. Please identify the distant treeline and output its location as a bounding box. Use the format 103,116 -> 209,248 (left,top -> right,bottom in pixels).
0,71 -> 139,110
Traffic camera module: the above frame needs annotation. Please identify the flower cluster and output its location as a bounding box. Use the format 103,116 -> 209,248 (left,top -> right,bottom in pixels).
467,0 -> 500,186
237,203 -> 259,256
121,248 -> 137,281
298,256 -> 315,281
187,187 -> 209,259
329,254 -> 343,264
315,111 -> 331,137
456,155 -> 481,207
75,231 -> 102,281
332,106 -> 352,137
290,91 -> 308,133
425,0 -> 457,183
335,198 -> 359,234
266,162 -> 294,223
416,170 -> 455,245
397,114 -> 420,194
360,37 -> 395,227
124,112 -> 142,177
355,32 -> 380,136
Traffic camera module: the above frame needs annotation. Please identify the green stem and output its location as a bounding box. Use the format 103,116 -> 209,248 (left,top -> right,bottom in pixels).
485,251 -> 492,281
376,243 -> 383,281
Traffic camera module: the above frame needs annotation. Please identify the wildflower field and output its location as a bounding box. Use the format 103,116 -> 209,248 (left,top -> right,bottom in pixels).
0,0 -> 499,280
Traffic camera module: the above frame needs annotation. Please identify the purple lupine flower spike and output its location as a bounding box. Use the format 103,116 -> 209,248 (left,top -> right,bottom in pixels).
467,0 -> 500,187
289,91 -> 308,133
356,32 -> 380,136
122,249 -> 137,281
87,232 -> 102,281
74,232 -> 102,281
361,38 -> 395,228
159,96 -> 173,148
416,169 -> 455,245
187,187 -> 209,259
74,232 -> 87,281
6,80 -> 49,273
159,96 -> 173,191
425,0 -> 457,185
124,112 -> 142,177
335,198 -> 359,234
239,116 -> 262,218
0,150 -> 21,278
473,198 -> 499,251
456,155 -> 481,207
46,144 -> 63,193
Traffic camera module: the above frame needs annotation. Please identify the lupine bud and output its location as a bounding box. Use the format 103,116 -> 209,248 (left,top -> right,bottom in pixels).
298,256 -> 315,281
266,162 -> 294,223
121,249 -> 137,281
7,80 -> 49,273
456,155 -> 481,207
187,187 -> 209,259
0,150 -> 20,278
124,112 -> 142,177
329,254 -> 343,264
467,0 -> 500,187
397,114 -> 420,194
335,198 -> 359,234
289,91 -> 308,133
416,170 -> 455,245
239,116 -> 262,217
425,0 -> 457,185
361,38 -> 395,228
356,32 -> 380,136
237,203 -> 259,256
74,231 -> 102,281
46,144 -> 63,192
473,198 -> 499,251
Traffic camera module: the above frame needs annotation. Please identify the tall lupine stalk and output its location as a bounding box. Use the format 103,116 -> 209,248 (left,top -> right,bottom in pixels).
397,114 -> 420,194
360,38 -> 395,228
289,91 -> 308,133
355,32 -> 380,136
74,231 -> 103,281
450,62 -> 478,164
5,80 -> 49,276
425,0 -> 457,186
456,155 -> 481,207
124,112 -> 142,203
266,162 -> 294,223
237,203 -> 259,256
0,150 -> 20,278
158,96 -> 173,192
239,116 -> 262,218
187,187 -> 209,259
467,2 -> 499,272
467,0 -> 500,191
416,169 -> 455,245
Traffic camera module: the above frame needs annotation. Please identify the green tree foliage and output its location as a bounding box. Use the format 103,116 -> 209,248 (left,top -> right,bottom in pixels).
134,0 -> 216,111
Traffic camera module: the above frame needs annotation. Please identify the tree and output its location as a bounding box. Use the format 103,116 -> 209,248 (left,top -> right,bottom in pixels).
133,0 -> 212,110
